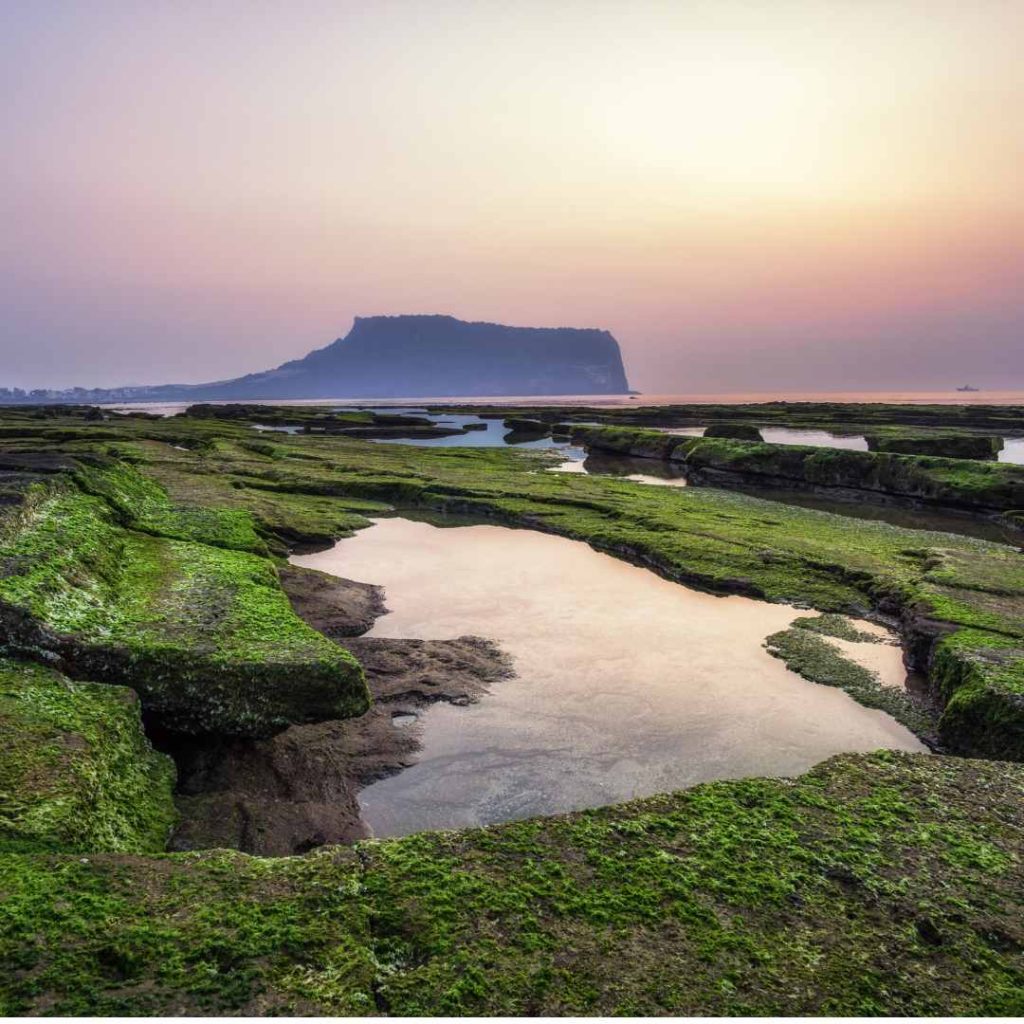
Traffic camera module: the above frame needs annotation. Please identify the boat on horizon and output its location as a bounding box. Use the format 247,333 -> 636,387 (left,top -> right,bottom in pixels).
956,384 -> 981,392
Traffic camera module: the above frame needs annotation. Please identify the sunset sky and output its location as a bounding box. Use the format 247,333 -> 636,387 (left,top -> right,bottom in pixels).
2,0 -> 1022,393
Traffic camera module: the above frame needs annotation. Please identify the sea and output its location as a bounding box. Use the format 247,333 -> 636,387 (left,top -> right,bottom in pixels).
103,390 -> 1024,418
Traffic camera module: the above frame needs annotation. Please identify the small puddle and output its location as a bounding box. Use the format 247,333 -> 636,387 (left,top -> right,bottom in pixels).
1000,437 -> 1024,466
293,518 -> 925,837
660,425 -> 868,450
822,620 -> 909,687
550,451 -> 688,487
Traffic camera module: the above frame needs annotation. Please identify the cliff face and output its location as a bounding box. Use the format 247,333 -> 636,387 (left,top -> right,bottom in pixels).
161,315 -> 627,400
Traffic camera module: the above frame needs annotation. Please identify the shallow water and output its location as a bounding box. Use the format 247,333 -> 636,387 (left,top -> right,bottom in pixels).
550,451 -> 687,487
999,437 -> 1024,466
367,410 -> 571,450
761,427 -> 868,450
293,518 -> 924,838
663,425 -> 868,450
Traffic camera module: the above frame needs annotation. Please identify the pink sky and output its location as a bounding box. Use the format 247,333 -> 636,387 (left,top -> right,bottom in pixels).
2,0 -> 1022,392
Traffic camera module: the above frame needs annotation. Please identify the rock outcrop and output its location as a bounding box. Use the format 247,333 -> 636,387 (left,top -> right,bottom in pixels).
41,315 -> 631,402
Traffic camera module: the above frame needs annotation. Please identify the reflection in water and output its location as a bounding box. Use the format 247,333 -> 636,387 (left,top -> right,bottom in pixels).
663,425 -> 868,450
293,519 -> 924,838
365,411 -> 571,450
825,622 -> 907,686
760,427 -> 868,450
550,451 -> 688,487
1000,437 -> 1024,466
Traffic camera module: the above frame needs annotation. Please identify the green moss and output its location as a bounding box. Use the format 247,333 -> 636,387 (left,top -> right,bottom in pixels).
1,752 -> 1021,1015
0,847 -> 375,1015
0,657 -> 175,854
765,626 -> 937,739
704,422 -> 763,441
574,425 -> 1024,514
360,751 -> 1024,1016
792,612 -> 883,642
931,630 -> 1024,760
73,457 -> 265,553
0,472 -> 368,736
6,413 -> 1023,746
866,431 -> 1004,460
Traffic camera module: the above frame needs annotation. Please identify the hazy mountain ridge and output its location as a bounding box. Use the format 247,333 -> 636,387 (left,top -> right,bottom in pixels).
3,315 -> 630,403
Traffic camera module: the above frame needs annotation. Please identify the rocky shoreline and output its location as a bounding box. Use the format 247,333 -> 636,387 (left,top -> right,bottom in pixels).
2,403 -> 1023,1015
166,564 -> 514,854
570,424 -> 1024,530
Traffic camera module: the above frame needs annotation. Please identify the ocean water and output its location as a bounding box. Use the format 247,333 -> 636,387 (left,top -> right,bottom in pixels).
102,389 -> 1024,418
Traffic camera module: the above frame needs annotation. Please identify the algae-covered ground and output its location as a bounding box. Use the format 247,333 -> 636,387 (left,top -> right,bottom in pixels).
1,405 -> 1023,1015
2,752 -> 1021,1015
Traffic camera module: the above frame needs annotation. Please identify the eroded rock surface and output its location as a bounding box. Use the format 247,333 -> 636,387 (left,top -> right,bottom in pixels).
167,565 -> 512,854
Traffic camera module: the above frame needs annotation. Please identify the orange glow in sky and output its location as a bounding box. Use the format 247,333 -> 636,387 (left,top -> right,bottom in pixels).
2,0 -> 1022,391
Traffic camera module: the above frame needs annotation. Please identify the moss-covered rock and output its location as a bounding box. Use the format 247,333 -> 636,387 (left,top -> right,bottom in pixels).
502,417 -> 548,435
931,630 -> 1024,761
704,422 -> 764,442
867,432 -> 1004,460
1,752 -> 1022,1015
0,657 -> 175,854
671,436 -> 1024,514
570,424 -> 679,459
73,455 -> 266,553
573,425 -> 1024,515
0,473 -> 368,736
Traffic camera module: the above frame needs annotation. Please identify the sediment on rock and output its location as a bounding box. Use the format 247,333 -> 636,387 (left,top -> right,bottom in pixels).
162,560 -> 513,853
165,635 -> 513,854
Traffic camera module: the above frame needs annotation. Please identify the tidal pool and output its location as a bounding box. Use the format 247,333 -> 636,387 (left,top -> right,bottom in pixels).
293,518 -> 925,837
662,425 -> 869,450
550,451 -> 687,487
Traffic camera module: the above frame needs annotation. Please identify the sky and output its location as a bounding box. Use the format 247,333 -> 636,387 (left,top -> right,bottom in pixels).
2,0 -> 1022,393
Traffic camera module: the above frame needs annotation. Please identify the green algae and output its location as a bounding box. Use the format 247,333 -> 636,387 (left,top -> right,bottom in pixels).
126,422 -> 1024,756
764,626 -> 937,741
73,457 -> 265,553
0,657 -> 175,855
573,424 -> 1024,514
792,612 -> 884,642
4,412 -> 1023,752
866,431 -> 1004,460
931,629 -> 1024,760
1,752 -> 1021,1016
1,408 -> 1024,1014
0,465 -> 368,736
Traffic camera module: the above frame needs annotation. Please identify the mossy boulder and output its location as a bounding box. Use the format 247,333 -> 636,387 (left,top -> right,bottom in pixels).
0,474 -> 369,737
704,422 -> 764,442
0,657 -> 175,854
867,433 -> 1004,460
501,417 -> 548,434
931,630 -> 1024,760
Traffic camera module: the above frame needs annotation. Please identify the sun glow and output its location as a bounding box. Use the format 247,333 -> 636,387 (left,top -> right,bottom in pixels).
2,0 -> 1023,390
591,52 -> 837,197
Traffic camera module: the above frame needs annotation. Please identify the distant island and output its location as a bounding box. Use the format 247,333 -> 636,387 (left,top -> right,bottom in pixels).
1,315 -> 631,403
